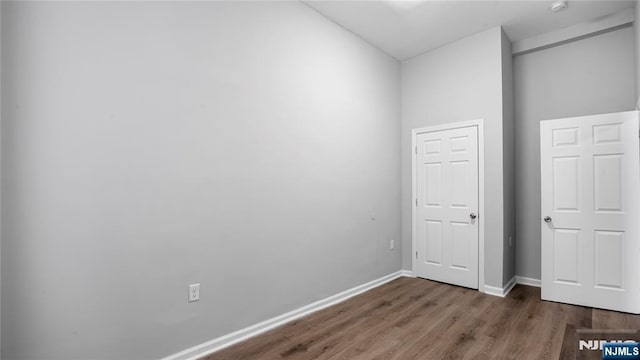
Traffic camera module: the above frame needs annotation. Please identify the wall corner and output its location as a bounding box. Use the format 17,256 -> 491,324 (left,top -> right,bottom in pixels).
635,1 -> 640,109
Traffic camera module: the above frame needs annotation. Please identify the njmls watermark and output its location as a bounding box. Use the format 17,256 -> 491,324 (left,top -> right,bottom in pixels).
575,330 -> 640,360
601,342 -> 640,359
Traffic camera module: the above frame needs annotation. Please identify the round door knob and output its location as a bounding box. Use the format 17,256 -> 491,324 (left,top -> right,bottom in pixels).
469,213 -> 477,219
544,216 -> 552,223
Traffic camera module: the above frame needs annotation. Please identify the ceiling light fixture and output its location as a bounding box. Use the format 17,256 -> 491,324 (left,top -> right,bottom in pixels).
550,0 -> 568,13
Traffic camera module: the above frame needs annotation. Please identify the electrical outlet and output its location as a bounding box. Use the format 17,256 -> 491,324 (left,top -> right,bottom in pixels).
189,283 -> 200,302
390,239 -> 395,250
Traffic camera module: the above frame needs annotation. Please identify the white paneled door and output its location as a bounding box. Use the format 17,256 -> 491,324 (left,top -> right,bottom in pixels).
415,125 -> 479,289
540,111 -> 640,314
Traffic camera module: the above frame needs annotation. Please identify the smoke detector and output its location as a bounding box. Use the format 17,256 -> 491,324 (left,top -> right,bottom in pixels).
550,0 -> 568,12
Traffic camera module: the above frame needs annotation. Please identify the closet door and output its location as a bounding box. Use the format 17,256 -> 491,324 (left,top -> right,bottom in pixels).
540,111 -> 640,314
415,125 -> 479,289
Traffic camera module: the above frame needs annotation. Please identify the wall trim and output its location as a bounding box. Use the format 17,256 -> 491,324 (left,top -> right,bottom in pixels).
400,269 -> 416,277
516,276 -> 541,288
484,276 -> 516,298
162,270 -> 408,360
512,7 -> 634,56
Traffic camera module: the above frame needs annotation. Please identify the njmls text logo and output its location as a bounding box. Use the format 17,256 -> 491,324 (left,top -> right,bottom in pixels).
601,342 -> 640,359
580,340 -> 638,351
575,330 -> 640,360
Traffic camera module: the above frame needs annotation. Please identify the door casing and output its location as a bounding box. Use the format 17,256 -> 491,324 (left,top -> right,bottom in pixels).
411,119 -> 485,293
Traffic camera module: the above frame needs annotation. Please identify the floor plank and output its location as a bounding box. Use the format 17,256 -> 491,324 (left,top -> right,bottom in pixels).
202,277 -> 640,360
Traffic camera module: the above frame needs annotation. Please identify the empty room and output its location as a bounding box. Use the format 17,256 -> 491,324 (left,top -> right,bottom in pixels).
2,0 -> 640,359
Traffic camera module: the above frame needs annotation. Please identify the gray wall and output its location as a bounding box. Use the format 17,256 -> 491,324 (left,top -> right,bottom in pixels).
513,26 -> 636,280
501,29 -> 516,285
0,2 -> 401,359
401,27 -> 509,288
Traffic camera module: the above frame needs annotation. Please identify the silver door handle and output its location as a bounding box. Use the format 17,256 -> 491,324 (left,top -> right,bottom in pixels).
544,216 -> 552,223
469,213 -> 477,219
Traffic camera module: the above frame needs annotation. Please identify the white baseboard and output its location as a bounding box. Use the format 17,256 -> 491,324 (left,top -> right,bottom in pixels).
484,276 -> 516,298
399,269 -> 415,277
162,270 -> 408,360
516,276 -> 541,288
503,276 -> 517,296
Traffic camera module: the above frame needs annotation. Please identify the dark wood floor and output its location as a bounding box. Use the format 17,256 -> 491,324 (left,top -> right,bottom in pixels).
203,277 -> 640,360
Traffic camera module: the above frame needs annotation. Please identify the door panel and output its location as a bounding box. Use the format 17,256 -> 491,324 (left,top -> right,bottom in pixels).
451,222 -> 470,269
425,163 -> 442,206
593,154 -> 623,212
593,230 -> 623,289
416,126 -> 479,289
540,111 -> 640,314
553,228 -> 580,284
553,156 -> 580,211
450,161 -> 469,207
425,220 -> 442,265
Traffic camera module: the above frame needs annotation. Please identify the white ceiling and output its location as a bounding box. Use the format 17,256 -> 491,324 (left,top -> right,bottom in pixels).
303,0 -> 636,60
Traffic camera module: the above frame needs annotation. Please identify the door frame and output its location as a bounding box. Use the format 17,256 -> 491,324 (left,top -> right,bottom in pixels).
411,119 -> 485,293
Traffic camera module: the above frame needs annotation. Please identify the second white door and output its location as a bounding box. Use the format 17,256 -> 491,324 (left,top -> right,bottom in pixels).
415,125 -> 479,289
540,111 -> 640,314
